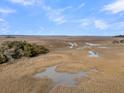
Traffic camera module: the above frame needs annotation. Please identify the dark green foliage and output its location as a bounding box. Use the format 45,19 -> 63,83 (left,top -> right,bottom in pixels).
11,49 -> 24,59
114,35 -> 124,38
0,54 -> 8,64
120,39 -> 124,43
5,35 -> 16,38
0,41 -> 49,64
23,43 -> 49,57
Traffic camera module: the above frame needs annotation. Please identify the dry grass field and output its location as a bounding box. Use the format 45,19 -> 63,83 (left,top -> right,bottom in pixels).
0,36 -> 124,93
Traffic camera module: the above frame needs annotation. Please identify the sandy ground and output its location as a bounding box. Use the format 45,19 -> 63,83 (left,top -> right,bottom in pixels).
0,36 -> 124,93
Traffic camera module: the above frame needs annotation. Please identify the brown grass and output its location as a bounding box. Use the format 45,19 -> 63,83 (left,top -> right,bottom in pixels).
56,62 -> 90,73
0,76 -> 54,93
0,36 -> 124,93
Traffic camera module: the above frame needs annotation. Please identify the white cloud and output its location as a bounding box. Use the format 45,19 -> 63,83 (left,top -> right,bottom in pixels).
51,15 -> 66,25
79,17 -> 124,32
9,0 -> 41,6
0,7 -> 15,14
42,5 -> 70,25
103,0 -> 124,14
94,20 -> 108,30
0,18 -> 10,34
79,18 -> 108,30
9,0 -> 71,25
80,19 -> 92,27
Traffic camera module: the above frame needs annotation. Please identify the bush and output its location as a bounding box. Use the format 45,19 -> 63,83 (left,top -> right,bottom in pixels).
0,41 -> 49,64
120,39 -> 124,43
11,49 -> 24,59
0,54 -> 8,64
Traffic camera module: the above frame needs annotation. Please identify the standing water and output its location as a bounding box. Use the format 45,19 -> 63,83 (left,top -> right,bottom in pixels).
34,66 -> 86,86
88,51 -> 99,57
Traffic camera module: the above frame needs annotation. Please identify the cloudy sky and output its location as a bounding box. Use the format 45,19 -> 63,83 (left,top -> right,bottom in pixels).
0,0 -> 124,35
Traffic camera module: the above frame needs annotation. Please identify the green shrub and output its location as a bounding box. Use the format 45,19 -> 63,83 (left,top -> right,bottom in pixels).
120,39 -> 124,43
0,41 -> 49,64
23,43 -> 49,57
23,43 -> 35,57
11,49 -> 24,59
0,54 -> 8,64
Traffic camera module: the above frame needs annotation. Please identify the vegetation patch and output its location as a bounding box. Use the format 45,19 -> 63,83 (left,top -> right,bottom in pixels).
112,39 -> 124,44
5,35 -> 16,38
114,35 -> 124,38
0,41 -> 49,64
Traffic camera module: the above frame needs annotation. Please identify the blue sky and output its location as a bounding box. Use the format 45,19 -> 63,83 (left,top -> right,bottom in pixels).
0,0 -> 124,36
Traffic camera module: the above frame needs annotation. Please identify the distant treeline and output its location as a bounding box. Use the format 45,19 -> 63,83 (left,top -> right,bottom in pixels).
114,35 -> 124,38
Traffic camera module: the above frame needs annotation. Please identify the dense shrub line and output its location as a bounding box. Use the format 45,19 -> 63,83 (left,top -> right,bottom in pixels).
0,41 -> 49,64
114,35 -> 124,38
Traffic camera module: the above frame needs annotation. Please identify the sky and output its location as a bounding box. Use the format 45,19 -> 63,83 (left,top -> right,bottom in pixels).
0,0 -> 124,36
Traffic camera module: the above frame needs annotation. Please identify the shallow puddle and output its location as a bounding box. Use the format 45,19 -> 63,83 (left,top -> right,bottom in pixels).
34,66 -> 86,86
68,42 -> 78,48
88,51 -> 99,57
